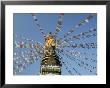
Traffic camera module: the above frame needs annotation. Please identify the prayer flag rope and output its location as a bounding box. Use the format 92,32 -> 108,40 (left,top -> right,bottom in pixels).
57,28 -> 96,48
54,13 -> 64,36
59,49 -> 97,75
63,14 -> 95,38
32,13 -> 46,38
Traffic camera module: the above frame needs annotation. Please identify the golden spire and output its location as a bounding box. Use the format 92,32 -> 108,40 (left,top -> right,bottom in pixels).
45,32 -> 56,49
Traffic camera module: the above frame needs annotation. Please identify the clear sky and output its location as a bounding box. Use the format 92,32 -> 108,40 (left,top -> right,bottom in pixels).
13,13 -> 97,75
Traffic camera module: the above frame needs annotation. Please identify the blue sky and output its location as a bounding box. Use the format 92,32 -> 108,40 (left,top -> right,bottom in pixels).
13,13 -> 97,75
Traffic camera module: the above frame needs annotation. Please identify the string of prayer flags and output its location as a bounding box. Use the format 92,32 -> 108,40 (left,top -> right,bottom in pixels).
64,42 -> 97,49
60,50 -> 96,74
31,13 -> 46,37
15,41 -> 42,49
63,14 -> 95,38
58,28 -> 97,47
54,13 -> 64,36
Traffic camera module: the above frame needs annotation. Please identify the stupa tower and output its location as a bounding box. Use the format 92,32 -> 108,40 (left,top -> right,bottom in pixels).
40,32 -> 61,75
